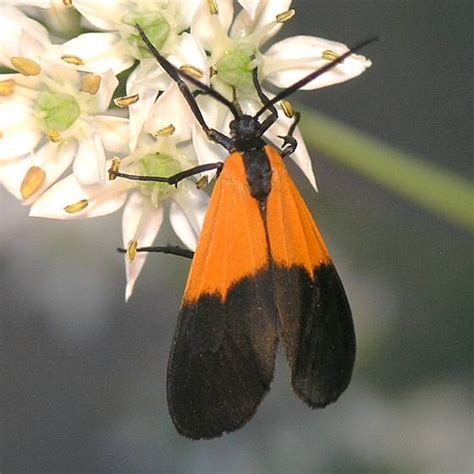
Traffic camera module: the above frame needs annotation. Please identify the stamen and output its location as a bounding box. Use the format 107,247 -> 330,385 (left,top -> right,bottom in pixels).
322,50 -> 339,61
62,0 -> 73,6
281,100 -> 295,118
0,79 -> 15,96
64,199 -> 88,214
47,129 -> 62,143
61,54 -> 84,66
154,124 -> 175,137
20,166 -> 46,200
207,0 -> 219,15
108,157 -> 121,181
209,65 -> 217,78
81,74 -> 101,95
196,176 -> 208,189
114,94 -> 139,107
179,64 -> 204,79
276,9 -> 296,23
10,57 -> 41,76
127,240 -> 138,262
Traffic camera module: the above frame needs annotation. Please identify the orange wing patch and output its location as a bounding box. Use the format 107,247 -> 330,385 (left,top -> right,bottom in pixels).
183,152 -> 269,304
265,146 -> 331,274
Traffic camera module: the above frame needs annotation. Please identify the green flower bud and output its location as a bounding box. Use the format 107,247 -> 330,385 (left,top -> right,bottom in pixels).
122,12 -> 171,59
216,47 -> 254,92
37,91 -> 81,132
138,153 -> 182,201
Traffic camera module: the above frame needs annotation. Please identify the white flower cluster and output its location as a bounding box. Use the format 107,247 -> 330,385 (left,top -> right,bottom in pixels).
0,0 -> 371,299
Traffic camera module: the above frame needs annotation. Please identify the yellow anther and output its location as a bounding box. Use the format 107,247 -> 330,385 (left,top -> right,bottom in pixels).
276,9 -> 296,23
322,50 -> 339,61
108,157 -> 121,181
209,65 -> 217,78
196,175 -> 209,189
280,100 -> 295,118
81,74 -> 101,95
0,79 -> 15,96
10,57 -> 41,76
179,64 -> 204,79
64,199 -> 88,214
154,124 -> 175,137
62,0 -> 73,6
61,54 -> 84,66
20,166 -> 46,200
114,94 -> 139,107
207,0 -> 219,15
47,129 -> 62,143
127,240 -> 138,262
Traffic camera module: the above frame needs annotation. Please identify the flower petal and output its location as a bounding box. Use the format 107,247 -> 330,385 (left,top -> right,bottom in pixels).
263,35 -> 372,90
54,32 -> 134,74
230,0 -> 291,43
192,0 -> 234,51
72,132 -> 106,184
173,0 -> 203,32
0,6 -> 49,65
29,171 -> 128,219
17,140 -> 77,204
168,32 -> 209,84
92,68 -> 119,113
92,115 -> 130,153
169,181 -> 209,251
0,99 -> 41,161
72,0 -> 122,30
237,0 -> 261,20
122,192 -> 164,301
126,61 -> 162,151
144,83 -> 193,142
18,23 -> 50,60
7,0 -> 52,6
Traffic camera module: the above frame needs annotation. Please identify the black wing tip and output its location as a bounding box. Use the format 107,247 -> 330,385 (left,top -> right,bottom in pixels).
276,263 -> 355,412
169,383 -> 272,440
167,270 -> 278,440
292,373 -> 353,409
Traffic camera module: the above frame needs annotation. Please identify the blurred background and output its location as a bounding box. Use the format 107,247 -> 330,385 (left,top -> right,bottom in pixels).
1,1 -> 472,473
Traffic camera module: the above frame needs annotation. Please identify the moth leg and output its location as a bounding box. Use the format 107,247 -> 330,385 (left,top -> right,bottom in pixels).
108,161 -> 223,187
279,108 -> 300,158
251,67 -> 278,134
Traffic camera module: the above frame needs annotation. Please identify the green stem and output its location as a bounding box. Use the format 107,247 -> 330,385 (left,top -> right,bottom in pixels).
299,108 -> 474,233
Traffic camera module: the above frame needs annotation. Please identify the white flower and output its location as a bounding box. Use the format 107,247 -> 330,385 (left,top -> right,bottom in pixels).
0,7 -> 124,203
30,85 -> 208,300
3,0 -> 80,39
188,0 -> 372,190
0,0 -> 376,298
194,0 -> 372,93
58,0 -> 206,149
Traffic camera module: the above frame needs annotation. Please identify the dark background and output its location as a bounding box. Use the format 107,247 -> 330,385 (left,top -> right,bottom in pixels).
1,1 -> 472,473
